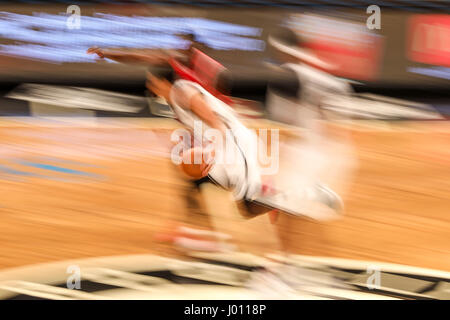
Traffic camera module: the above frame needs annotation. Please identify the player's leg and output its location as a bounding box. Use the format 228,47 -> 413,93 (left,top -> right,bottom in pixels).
198,182 -> 281,256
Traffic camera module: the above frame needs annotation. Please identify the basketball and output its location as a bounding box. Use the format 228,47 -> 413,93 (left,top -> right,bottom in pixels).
179,147 -> 212,179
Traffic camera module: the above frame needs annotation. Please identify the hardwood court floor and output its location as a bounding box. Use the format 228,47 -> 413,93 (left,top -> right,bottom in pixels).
0,118 -> 448,271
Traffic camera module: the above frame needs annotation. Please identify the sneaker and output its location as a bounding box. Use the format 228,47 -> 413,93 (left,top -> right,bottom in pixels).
246,266 -> 298,299
252,183 -> 344,220
313,183 -> 344,215
153,225 -> 236,252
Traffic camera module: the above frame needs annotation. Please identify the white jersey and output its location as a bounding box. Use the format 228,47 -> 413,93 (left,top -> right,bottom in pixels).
170,79 -> 262,201
267,63 -> 353,128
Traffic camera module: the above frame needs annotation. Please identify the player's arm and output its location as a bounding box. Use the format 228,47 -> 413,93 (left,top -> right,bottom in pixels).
168,80 -> 226,132
146,73 -> 226,132
87,47 -> 174,65
188,92 -> 227,133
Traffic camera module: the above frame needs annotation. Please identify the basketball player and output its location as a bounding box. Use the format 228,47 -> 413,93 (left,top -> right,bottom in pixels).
256,28 -> 357,292
146,71 -> 344,220
266,27 -> 353,128
263,27 -> 356,219
147,28 -> 352,295
147,71 -> 350,296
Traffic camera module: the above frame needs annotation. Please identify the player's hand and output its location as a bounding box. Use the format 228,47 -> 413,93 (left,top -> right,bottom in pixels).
87,46 -> 105,59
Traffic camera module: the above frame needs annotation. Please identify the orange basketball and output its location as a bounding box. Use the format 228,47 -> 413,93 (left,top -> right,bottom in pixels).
179,148 -> 211,179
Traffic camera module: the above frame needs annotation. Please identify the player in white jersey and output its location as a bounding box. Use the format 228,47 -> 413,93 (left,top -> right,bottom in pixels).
260,27 -> 357,220
169,79 -> 263,201
266,27 -> 353,129
146,70 -> 344,219
147,54 -> 350,297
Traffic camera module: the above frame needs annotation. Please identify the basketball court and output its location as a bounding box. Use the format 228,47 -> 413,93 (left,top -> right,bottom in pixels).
0,117 -> 448,273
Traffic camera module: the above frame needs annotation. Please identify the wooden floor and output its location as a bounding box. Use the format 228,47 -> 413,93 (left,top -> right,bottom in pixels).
0,118 -> 449,271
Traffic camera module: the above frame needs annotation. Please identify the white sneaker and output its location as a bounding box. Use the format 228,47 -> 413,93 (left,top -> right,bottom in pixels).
312,183 -> 344,215
245,267 -> 299,299
253,183 -> 344,220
